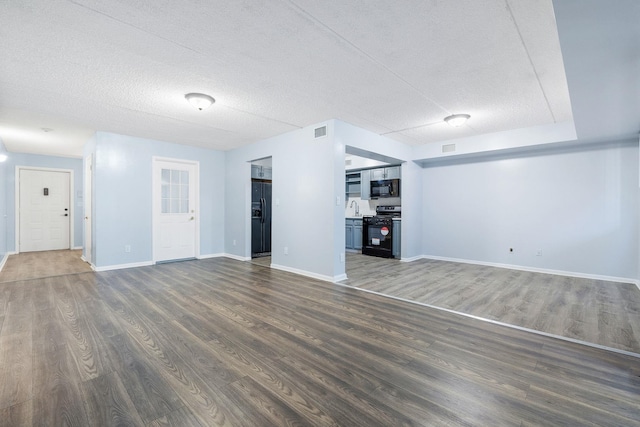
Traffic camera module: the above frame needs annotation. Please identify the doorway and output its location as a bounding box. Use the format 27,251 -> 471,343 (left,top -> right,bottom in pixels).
250,157 -> 272,261
17,167 -> 72,252
152,158 -> 199,263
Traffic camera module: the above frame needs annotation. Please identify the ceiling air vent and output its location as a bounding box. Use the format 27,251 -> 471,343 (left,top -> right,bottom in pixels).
442,143 -> 456,153
314,125 -> 327,139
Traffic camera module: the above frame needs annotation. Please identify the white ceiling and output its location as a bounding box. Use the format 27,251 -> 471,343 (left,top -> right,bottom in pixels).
0,1 -> 633,159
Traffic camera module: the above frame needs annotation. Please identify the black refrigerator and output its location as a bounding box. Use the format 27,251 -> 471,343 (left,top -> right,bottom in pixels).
251,180 -> 272,257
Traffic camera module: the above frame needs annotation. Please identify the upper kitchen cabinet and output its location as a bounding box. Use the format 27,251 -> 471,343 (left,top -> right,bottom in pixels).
360,169 -> 371,200
345,172 -> 361,196
251,165 -> 272,180
371,166 -> 401,180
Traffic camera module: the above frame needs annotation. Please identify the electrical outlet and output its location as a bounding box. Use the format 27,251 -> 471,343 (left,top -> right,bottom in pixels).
284,246 -> 288,255
536,249 -> 542,256
340,253 -> 345,262
233,239 -> 237,246
125,245 -> 131,253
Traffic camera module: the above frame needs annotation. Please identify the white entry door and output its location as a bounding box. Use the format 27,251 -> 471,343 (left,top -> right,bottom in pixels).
152,159 -> 199,262
19,169 -> 71,252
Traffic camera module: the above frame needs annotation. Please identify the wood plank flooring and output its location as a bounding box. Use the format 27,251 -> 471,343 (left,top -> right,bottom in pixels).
0,256 -> 639,426
343,254 -> 640,354
0,250 -> 92,283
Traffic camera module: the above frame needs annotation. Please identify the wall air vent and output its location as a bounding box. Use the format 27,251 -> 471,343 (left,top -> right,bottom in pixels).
442,143 -> 456,153
314,125 -> 327,139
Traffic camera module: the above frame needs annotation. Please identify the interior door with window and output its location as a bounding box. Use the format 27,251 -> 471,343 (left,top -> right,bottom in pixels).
153,159 -> 199,262
19,169 -> 71,252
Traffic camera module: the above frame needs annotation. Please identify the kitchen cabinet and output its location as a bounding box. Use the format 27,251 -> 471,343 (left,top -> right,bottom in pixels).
392,219 -> 401,258
345,172 -> 361,196
345,218 -> 363,250
360,169 -> 371,200
385,166 -> 401,179
353,220 -> 363,250
371,166 -> 401,180
251,165 -> 272,180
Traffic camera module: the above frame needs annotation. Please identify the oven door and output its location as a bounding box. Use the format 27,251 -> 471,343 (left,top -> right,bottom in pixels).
362,218 -> 394,258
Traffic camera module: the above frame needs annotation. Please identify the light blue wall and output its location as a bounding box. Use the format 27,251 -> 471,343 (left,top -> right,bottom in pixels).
421,140 -> 639,280
91,132 -> 225,268
3,152 -> 83,252
225,121 -> 345,280
0,140 -> 7,260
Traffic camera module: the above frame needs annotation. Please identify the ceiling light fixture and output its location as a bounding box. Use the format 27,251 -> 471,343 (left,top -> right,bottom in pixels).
185,93 -> 215,110
444,114 -> 470,127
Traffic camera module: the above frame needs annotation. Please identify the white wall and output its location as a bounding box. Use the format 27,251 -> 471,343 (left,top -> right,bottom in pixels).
422,140 -> 639,280
225,120 -> 345,281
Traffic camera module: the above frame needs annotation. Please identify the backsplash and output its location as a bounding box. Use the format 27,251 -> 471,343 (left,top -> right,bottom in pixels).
345,196 -> 401,217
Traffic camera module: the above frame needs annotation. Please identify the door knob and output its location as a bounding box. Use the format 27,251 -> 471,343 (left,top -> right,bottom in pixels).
190,216 -> 195,221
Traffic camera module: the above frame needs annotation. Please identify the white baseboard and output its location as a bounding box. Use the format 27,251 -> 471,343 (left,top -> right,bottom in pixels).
80,255 -> 96,271
400,255 -> 424,263
420,254 -> 637,285
222,253 -> 251,262
270,263 -> 346,283
71,246 -> 83,250
0,253 -> 8,272
197,253 -> 226,260
94,261 -> 154,272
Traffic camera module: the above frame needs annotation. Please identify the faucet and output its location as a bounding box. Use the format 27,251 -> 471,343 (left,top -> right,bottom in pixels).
349,200 -> 360,216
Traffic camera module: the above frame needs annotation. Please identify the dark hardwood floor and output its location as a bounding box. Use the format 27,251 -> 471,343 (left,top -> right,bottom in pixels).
343,253 -> 640,354
1,256 -> 639,426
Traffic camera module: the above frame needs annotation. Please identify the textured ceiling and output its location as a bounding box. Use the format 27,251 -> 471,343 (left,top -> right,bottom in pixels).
0,0 -> 573,158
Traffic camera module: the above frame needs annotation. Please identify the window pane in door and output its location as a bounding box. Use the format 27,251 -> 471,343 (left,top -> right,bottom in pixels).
160,168 -> 190,214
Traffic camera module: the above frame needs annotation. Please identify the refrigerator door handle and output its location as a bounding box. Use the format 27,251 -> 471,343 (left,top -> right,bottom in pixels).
261,198 -> 265,223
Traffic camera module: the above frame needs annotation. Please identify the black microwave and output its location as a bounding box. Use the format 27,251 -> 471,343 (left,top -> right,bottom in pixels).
370,178 -> 400,198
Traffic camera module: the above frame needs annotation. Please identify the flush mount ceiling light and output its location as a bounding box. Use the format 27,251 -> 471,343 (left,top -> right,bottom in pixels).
444,114 -> 470,127
185,93 -> 215,110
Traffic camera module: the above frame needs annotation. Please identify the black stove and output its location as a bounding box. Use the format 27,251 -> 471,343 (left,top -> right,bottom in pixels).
375,205 -> 401,218
362,206 -> 400,258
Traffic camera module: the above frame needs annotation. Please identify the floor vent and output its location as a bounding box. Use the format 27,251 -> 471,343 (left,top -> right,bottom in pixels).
314,125 -> 327,138
442,143 -> 456,153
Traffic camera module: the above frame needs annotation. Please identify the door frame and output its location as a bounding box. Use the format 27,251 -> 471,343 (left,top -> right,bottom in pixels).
151,156 -> 200,263
15,166 -> 74,253
83,155 -> 93,264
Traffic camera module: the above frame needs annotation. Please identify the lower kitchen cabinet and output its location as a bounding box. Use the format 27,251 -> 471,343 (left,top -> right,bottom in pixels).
345,218 -> 363,251
392,219 -> 401,258
353,220 -> 363,250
